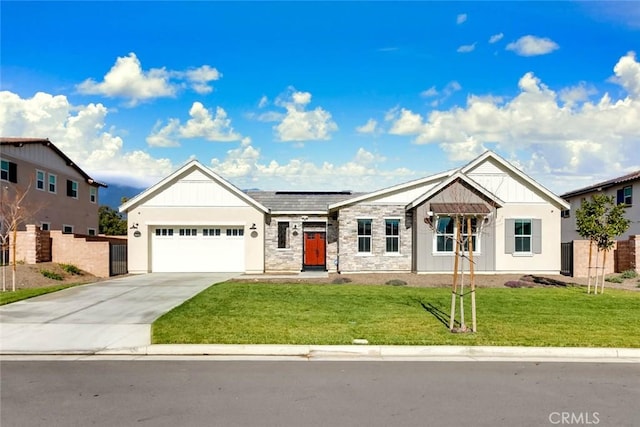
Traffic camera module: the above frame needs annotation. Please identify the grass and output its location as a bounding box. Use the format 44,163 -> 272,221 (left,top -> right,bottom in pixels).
0,284 -> 81,305
153,283 -> 640,348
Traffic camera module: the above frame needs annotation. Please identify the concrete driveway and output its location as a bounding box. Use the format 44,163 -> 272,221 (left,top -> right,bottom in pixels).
0,273 -> 236,354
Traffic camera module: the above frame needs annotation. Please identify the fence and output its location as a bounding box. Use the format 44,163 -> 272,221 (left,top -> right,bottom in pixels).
11,225 -> 127,277
563,235 -> 639,278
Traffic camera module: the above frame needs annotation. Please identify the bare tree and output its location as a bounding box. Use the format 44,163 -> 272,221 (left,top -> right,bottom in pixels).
0,180 -> 41,292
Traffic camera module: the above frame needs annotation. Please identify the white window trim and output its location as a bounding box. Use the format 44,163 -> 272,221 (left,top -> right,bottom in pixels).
62,224 -> 74,234
357,218 -> 372,254
384,217 -> 401,254
36,169 -> 46,191
68,179 -> 79,199
90,186 -> 97,203
40,222 -> 51,231
87,228 -> 97,236
48,173 -> 57,194
513,219 -> 532,254
432,215 -> 482,256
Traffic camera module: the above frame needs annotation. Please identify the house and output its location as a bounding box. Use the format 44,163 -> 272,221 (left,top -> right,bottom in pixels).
1,137 -> 106,235
560,170 -> 640,243
120,151 -> 569,275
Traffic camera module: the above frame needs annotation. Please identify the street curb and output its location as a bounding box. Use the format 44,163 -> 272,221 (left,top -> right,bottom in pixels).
94,345 -> 640,362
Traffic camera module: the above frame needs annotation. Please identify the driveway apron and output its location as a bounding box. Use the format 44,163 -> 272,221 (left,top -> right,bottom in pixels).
0,273 -> 235,354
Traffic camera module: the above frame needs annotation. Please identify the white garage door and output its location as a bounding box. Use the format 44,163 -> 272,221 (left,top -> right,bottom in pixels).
151,226 -> 245,272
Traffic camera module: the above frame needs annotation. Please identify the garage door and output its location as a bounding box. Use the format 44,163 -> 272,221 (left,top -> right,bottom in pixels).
151,226 -> 245,272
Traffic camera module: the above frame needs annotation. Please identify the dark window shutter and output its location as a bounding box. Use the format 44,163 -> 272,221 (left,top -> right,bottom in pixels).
8,162 -> 17,183
67,180 -> 73,196
617,189 -> 623,205
504,219 -> 514,253
532,219 -> 542,254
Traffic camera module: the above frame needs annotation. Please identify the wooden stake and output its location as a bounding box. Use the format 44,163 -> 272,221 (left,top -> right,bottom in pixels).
600,249 -> 607,294
593,246 -> 600,295
449,217 -> 460,331
587,239 -> 593,294
468,217 -> 477,333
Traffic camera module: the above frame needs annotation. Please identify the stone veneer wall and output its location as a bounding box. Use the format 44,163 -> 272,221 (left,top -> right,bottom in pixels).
337,204 -> 412,273
264,215 -> 339,273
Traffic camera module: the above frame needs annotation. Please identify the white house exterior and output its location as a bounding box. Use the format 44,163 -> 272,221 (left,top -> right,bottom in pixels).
120,151 -> 568,275
119,161 -> 267,274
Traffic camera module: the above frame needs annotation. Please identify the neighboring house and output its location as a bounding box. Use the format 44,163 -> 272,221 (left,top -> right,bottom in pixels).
120,151 -> 569,275
560,170 -> 640,243
1,137 -> 106,235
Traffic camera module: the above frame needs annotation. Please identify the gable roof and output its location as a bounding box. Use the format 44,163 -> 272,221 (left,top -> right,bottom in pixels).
328,169 -> 455,211
0,137 -> 107,187
461,150 -> 569,209
560,170 -> 640,199
405,171 -> 504,210
119,160 -> 269,213
247,190 -> 365,214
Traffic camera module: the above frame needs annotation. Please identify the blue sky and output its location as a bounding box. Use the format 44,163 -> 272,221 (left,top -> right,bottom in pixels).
1,1 -> 639,194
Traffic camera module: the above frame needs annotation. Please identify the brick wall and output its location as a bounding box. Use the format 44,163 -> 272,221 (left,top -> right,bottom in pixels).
571,235 -> 640,277
11,225 -> 126,278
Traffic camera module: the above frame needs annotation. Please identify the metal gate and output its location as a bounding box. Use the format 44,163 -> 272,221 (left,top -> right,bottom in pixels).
561,242 -> 573,276
109,244 -> 128,276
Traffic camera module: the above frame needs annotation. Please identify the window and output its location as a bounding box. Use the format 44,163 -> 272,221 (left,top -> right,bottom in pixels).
617,186 -> 632,206
155,228 -> 174,236
514,220 -> 531,252
561,209 -> 570,218
278,222 -> 290,249
48,174 -> 57,193
1,160 -> 17,183
40,222 -> 50,231
36,170 -> 45,191
67,180 -> 78,198
435,216 -> 455,252
63,225 -> 74,234
90,187 -> 97,203
435,216 -> 479,253
88,228 -> 96,236
203,228 -> 221,237
385,219 -> 400,253
179,228 -> 197,236
226,228 -> 244,237
357,219 -> 372,253
505,219 -> 542,255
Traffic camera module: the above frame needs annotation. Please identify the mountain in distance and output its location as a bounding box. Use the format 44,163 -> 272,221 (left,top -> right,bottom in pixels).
99,184 -> 145,210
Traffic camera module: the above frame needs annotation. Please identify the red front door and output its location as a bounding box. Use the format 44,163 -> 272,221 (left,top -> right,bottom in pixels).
303,232 -> 326,269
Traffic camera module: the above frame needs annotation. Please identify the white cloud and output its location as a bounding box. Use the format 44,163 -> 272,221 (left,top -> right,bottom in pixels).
209,141 -> 410,191
420,81 -> 461,106
147,102 -> 242,146
457,43 -> 476,53
506,35 -> 559,56
489,33 -> 504,44
456,14 -> 467,24
356,119 -> 379,134
76,53 -> 221,105
184,65 -> 221,94
258,95 -> 269,108
273,88 -> 338,142
421,86 -> 439,98
383,53 -> 640,186
0,90 -> 174,187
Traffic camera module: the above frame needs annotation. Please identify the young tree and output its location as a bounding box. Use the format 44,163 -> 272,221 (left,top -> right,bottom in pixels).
575,194 -> 630,294
0,181 -> 40,291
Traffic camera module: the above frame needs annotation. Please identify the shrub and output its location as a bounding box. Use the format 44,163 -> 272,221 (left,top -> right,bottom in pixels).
620,270 -> 638,279
40,270 -> 63,281
604,275 -> 623,284
60,263 -> 82,275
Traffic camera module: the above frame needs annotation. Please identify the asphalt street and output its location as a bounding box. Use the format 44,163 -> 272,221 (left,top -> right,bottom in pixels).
1,360 -> 638,427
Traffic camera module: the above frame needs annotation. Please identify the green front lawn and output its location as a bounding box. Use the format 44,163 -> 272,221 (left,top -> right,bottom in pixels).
0,284 -> 81,306
152,283 -> 640,348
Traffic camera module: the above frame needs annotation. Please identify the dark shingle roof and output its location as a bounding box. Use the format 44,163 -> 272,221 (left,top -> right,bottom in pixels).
0,137 -> 107,187
561,170 -> 640,199
246,191 -> 365,212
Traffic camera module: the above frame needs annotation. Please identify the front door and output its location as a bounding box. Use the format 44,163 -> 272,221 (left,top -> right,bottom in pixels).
303,232 -> 326,270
